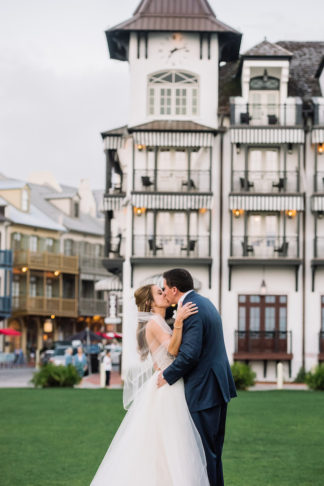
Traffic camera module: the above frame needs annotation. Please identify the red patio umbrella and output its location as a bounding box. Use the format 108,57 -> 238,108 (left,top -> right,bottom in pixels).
0,328 -> 22,336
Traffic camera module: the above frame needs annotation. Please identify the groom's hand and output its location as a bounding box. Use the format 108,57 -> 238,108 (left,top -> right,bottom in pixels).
157,371 -> 167,388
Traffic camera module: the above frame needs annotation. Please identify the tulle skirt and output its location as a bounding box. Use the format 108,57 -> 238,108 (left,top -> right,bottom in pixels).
90,371 -> 209,486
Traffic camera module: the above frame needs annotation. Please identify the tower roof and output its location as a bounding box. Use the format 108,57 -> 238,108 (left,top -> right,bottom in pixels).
106,0 -> 241,62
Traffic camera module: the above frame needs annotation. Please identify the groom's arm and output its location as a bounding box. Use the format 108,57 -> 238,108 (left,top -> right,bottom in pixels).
162,314 -> 203,386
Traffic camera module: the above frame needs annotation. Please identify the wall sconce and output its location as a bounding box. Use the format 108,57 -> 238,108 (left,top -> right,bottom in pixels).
236,143 -> 241,154
260,279 -> 267,296
21,266 -> 28,273
51,314 -> 55,320
133,206 -> 146,216
286,209 -> 297,219
136,144 -> 146,152
172,32 -> 183,41
54,270 -> 60,277
199,208 -> 207,214
318,143 -> 324,155
288,143 -> 293,154
232,209 -> 244,218
43,319 -> 53,333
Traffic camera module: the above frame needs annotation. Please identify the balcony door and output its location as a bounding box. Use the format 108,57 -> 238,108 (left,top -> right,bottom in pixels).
249,91 -> 279,125
248,213 -> 279,257
238,295 -> 288,353
248,148 -> 279,192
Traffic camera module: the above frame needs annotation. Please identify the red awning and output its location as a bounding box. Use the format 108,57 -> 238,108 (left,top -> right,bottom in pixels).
0,328 -> 22,336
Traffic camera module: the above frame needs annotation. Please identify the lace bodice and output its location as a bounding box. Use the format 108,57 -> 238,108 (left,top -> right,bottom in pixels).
151,343 -> 175,370
146,314 -> 176,371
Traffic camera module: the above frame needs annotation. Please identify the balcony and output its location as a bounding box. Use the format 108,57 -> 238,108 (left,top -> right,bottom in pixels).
133,170 -> 211,193
232,170 -> 299,193
79,298 -> 107,317
0,250 -> 13,268
12,296 -> 78,317
14,250 -> 78,274
132,235 -> 210,258
314,171 -> 324,193
234,330 -> 293,361
319,331 -> 324,362
230,102 -> 302,127
231,235 -> 299,259
79,256 -> 108,277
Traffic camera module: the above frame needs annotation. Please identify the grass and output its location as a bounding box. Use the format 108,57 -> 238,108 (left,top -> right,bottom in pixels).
0,389 -> 323,486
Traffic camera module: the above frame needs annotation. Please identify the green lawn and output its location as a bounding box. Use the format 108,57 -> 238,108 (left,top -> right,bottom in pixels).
1,389 -> 323,486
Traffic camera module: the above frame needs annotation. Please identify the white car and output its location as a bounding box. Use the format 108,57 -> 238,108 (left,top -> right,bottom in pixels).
49,347 -> 70,366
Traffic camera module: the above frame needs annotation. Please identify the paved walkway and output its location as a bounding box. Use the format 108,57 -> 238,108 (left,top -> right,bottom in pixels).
0,369 -> 307,390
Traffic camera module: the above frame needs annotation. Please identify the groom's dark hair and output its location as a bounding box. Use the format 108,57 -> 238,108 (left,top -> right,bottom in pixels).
163,268 -> 194,292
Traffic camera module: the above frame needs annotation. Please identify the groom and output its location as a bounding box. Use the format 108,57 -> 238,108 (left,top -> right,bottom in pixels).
158,268 -> 236,486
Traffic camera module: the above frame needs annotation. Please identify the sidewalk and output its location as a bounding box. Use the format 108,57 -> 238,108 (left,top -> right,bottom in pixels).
79,369 -> 122,389
249,382 -> 308,391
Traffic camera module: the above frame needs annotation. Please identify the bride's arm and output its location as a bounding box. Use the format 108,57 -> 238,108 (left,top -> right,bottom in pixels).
167,302 -> 198,356
146,303 -> 198,357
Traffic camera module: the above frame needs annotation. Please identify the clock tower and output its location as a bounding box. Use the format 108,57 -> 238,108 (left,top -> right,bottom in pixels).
106,0 -> 241,128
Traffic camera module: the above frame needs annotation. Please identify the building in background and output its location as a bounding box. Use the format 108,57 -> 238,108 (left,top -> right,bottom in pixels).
102,0 -> 324,380
0,197 -> 13,349
0,173 -> 109,358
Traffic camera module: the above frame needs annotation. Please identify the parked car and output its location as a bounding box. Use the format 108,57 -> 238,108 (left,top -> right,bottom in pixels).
49,346 -> 77,366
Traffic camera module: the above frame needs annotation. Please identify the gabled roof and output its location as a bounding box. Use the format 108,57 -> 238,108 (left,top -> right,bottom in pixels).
129,120 -> 217,132
243,39 -> 292,59
101,125 -> 128,140
106,0 -> 241,62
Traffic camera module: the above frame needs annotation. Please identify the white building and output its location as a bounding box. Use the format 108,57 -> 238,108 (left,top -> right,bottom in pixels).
102,0 -> 324,381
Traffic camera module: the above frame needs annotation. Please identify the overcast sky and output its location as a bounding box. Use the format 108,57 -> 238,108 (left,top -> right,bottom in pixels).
0,0 -> 323,189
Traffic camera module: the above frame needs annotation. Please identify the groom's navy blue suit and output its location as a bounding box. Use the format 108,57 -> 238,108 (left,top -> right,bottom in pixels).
163,291 -> 236,486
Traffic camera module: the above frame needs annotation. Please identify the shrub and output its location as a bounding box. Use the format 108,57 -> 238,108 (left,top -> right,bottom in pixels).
231,362 -> 256,390
294,366 -> 307,383
31,364 -> 81,388
305,364 -> 324,391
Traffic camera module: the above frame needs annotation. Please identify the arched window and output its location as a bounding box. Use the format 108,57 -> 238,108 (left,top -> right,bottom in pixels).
148,71 -> 199,117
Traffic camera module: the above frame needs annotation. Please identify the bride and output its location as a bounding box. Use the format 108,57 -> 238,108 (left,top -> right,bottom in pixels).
90,284 -> 210,485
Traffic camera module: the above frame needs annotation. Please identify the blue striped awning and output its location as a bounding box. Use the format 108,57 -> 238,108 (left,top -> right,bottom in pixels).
132,131 -> 214,147
230,128 -> 304,144
103,195 -> 127,211
103,136 -> 124,150
312,129 -> 324,144
229,194 -> 304,211
311,195 -> 324,212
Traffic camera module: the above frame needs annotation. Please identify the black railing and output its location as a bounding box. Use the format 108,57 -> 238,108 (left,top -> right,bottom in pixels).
235,330 -> 292,354
133,170 -> 211,192
313,171 -> 324,193
313,237 -> 324,258
132,235 -> 210,258
231,235 -> 299,258
232,170 -> 299,193
230,103 -> 302,126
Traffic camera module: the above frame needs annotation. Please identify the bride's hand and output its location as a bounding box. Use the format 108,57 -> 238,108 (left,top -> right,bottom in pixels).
176,301 -> 198,322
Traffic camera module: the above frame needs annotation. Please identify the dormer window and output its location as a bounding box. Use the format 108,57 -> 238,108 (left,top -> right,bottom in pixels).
148,71 -> 199,117
250,71 -> 280,91
249,72 -> 280,126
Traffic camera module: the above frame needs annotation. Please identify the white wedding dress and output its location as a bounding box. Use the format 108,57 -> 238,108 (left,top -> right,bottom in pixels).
90,314 -> 209,486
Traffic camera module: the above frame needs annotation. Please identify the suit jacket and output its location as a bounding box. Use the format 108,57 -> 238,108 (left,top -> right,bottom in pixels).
163,291 -> 237,412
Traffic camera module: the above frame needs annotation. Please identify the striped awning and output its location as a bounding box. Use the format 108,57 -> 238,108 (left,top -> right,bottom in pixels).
131,193 -> 213,210
95,276 -> 122,291
311,195 -> 324,212
229,194 -> 304,211
230,128 -> 304,144
103,195 -> 126,211
133,131 -> 214,147
312,129 -> 324,144
103,136 -> 124,150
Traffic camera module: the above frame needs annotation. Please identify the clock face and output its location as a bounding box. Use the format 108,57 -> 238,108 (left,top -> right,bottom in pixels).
158,33 -> 190,65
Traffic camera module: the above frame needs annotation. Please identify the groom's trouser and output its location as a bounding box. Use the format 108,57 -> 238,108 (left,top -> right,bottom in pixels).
191,403 -> 227,486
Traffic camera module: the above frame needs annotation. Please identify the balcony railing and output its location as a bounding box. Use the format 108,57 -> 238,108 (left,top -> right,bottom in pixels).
0,250 -> 13,268
232,170 -> 299,193
79,256 -> 108,276
314,171 -> 324,193
133,235 -> 210,258
235,330 -> 292,355
12,296 -> 78,317
231,235 -> 299,258
133,170 -> 211,193
79,298 -> 107,316
230,103 -> 302,126
314,237 -> 324,258
14,250 -> 78,274
0,296 -> 11,316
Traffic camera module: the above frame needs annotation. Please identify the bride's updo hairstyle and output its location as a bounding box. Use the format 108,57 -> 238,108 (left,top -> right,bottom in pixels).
134,284 -> 154,360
